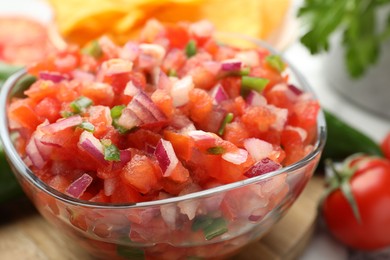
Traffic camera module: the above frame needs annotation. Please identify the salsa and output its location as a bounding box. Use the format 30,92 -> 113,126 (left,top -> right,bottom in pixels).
8,19 -> 319,204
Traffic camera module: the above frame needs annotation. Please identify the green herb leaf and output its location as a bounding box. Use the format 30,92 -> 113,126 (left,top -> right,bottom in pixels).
110,105 -> 126,119
218,112 -> 234,136
265,54 -> 285,72
78,122 -> 95,132
204,217 -> 228,240
191,215 -> 228,240
70,96 -> 93,113
103,142 -> 120,161
207,146 -> 226,155
185,40 -> 197,58
241,76 -> 269,97
298,0 -> 390,78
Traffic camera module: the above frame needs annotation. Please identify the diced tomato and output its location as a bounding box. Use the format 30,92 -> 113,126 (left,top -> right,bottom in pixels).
24,80 -> 58,102
223,121 -> 250,148
87,106 -> 113,138
251,67 -> 285,90
8,99 -> 42,130
162,48 -> 186,73
127,129 -> 162,151
203,39 -> 219,57
163,130 -> 194,161
110,181 -> 144,203
151,89 -> 174,119
188,88 -> 213,124
164,24 -> 190,49
80,82 -> 114,106
34,97 -> 61,123
241,106 -> 276,133
220,77 -> 242,99
121,154 -> 161,194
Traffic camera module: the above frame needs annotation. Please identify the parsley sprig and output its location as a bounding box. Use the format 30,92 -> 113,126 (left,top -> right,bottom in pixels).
298,0 -> 390,78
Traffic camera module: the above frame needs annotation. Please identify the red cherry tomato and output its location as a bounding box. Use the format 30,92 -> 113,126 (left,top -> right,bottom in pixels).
322,155 -> 390,250
381,132 -> 390,160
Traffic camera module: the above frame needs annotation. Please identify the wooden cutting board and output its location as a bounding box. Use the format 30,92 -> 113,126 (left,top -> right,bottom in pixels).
0,176 -> 325,260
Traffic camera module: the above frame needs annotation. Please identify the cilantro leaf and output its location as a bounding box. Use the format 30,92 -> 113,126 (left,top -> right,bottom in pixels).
298,0 -> 390,78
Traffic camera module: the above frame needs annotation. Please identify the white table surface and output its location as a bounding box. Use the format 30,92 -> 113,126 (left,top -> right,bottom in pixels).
2,0 -> 390,259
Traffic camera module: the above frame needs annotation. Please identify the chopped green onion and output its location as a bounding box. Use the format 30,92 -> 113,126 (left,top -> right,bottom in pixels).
185,40 -> 197,58
192,216 -> 228,240
117,245 -> 145,259
192,215 -> 214,232
103,142 -> 120,161
168,68 -> 178,77
207,146 -> 226,155
82,40 -> 103,59
241,76 -> 269,97
204,217 -> 228,240
78,122 -> 95,132
238,67 -> 250,76
218,112 -> 234,136
266,54 -> 285,72
70,96 -> 93,113
110,105 -> 126,119
61,111 -> 75,118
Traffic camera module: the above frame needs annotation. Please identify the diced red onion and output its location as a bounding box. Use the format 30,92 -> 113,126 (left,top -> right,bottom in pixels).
101,59 -> 133,76
78,131 -> 108,165
209,84 -> 228,104
222,148 -> 248,165
39,71 -> 69,83
202,61 -> 221,76
268,105 -> 288,131
71,69 -> 95,81
26,135 -> 46,169
248,207 -> 268,222
157,70 -> 173,91
244,158 -> 282,178
246,90 -> 267,107
187,130 -> 215,141
189,20 -> 215,38
104,177 -> 118,196
117,108 -> 142,129
159,192 -> 177,229
133,91 -> 167,121
221,59 -> 242,71
139,43 -> 166,64
170,75 -> 194,107
286,125 -> 308,142
34,136 -> 53,160
235,50 -> 260,67
112,149 -> 132,170
129,99 -> 156,123
177,184 -> 201,220
145,144 -> 156,154
120,41 -> 140,61
288,84 -> 303,95
40,115 -> 82,134
171,114 -> 196,131
124,81 -> 140,96
154,139 -> 179,177
244,138 -> 274,161
65,173 -> 93,198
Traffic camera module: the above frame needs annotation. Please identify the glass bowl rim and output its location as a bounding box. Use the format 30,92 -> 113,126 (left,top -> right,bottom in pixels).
0,35 -> 327,209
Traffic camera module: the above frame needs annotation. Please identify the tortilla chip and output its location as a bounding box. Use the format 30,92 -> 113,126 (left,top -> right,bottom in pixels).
48,0 -> 291,46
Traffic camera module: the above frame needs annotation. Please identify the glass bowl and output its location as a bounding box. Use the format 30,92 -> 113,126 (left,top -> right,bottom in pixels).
0,36 -> 326,259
